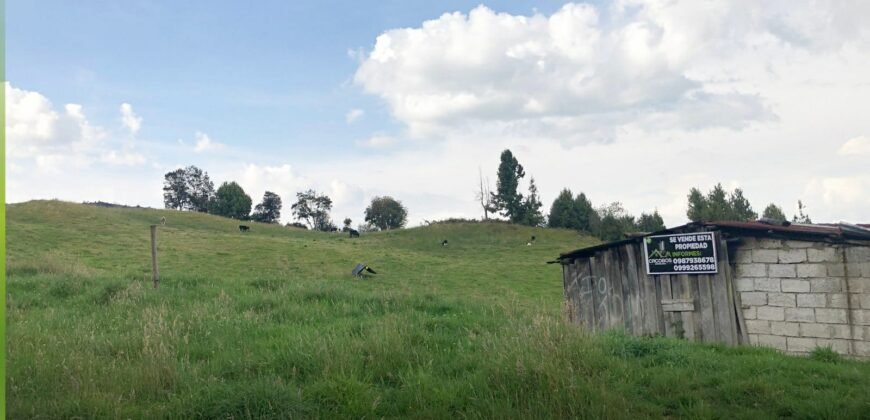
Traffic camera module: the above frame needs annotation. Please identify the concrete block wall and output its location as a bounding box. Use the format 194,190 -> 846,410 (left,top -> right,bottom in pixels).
733,237 -> 870,358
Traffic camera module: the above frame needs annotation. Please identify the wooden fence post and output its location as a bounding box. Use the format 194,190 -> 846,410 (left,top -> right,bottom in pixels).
150,225 -> 159,288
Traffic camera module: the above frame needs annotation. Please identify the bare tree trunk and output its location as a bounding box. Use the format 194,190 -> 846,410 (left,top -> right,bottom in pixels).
477,168 -> 489,220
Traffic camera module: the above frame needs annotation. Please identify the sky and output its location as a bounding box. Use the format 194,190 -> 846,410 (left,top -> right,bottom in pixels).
6,0 -> 870,227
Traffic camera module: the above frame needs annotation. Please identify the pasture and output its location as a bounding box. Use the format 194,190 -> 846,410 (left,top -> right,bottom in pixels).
6,200 -> 870,418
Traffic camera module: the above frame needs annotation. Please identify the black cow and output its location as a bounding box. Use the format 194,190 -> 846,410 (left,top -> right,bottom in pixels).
239,225 -> 250,232
349,229 -> 360,238
441,239 -> 448,246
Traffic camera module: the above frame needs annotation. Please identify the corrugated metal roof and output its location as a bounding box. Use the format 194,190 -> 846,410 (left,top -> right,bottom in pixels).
706,220 -> 870,239
556,220 -> 870,262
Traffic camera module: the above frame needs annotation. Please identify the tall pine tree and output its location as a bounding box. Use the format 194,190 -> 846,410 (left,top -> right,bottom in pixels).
519,177 -> 544,226
491,149 -> 525,222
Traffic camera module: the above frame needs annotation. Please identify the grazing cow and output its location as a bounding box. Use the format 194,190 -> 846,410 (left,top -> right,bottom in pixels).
441,239 -> 448,247
160,216 -> 166,226
349,229 -> 360,238
239,225 -> 250,232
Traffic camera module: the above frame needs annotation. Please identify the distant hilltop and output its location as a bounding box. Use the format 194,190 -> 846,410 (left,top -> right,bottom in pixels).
82,200 -> 151,209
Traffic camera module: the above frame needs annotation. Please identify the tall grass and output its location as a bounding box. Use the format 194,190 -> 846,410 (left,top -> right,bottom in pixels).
7,201 -> 870,418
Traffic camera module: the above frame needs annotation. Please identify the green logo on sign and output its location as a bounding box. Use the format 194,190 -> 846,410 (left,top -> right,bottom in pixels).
649,248 -> 670,258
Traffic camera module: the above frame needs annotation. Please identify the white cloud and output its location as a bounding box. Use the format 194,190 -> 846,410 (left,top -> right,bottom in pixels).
353,3 -> 793,140
101,150 -> 147,166
838,136 -> 870,156
802,176 -> 870,221
120,103 -> 142,135
5,81 -> 114,166
345,108 -> 365,124
5,82 -> 58,147
193,131 -> 225,153
356,134 -> 397,149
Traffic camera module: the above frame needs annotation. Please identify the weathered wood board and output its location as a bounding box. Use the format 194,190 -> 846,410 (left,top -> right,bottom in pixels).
561,232 -> 745,345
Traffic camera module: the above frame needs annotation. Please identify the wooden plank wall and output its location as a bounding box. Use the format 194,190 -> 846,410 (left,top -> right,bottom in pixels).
562,233 -> 745,345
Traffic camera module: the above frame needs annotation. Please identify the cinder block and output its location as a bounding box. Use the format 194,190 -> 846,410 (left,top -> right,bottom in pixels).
785,308 -> 815,322
743,307 -> 757,320
758,334 -> 788,351
816,339 -> 850,354
851,310 -> 870,326
781,279 -> 810,293
746,320 -> 771,334
830,325 -> 852,339
848,294 -> 862,309
784,240 -> 814,249
759,239 -> 784,249
769,264 -> 797,278
826,264 -> 845,277
797,294 -> 826,308
798,264 -> 827,278
752,249 -> 779,263
737,264 -> 767,278
799,323 -> 831,338
815,308 -> 847,324
855,341 -> 870,357
736,277 -> 755,292
808,248 -> 841,263
862,263 -> 870,277
810,278 -> 843,293
845,263 -> 864,278
779,249 -> 807,263
845,246 -> 870,263
768,293 -> 796,307
852,326 -> 870,340
758,306 -> 785,321
755,278 -> 781,292
748,333 -> 760,345
849,278 -> 870,293
786,337 -> 817,352
827,294 -> 849,309
860,294 -> 870,310
734,249 -> 753,264
741,292 -> 767,306
771,321 -> 799,336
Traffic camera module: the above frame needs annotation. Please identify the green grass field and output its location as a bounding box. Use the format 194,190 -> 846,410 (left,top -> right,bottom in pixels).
7,200 -> 870,418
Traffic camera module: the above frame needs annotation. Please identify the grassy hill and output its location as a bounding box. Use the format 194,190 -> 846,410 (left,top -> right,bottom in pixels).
7,200 -> 870,418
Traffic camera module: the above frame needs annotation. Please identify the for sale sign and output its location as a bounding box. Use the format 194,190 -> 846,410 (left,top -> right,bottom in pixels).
643,232 -> 718,275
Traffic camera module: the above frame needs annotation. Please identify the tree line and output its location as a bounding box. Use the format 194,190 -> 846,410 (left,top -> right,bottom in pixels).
165,152 -> 815,239
162,166 -> 409,231
476,149 -> 664,241
478,149 -> 814,241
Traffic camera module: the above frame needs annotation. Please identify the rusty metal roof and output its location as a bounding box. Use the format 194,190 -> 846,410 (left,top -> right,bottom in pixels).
556,220 -> 870,263
702,220 -> 870,239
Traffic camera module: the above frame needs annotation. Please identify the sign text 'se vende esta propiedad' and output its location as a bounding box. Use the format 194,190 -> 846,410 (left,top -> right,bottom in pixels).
643,232 -> 718,275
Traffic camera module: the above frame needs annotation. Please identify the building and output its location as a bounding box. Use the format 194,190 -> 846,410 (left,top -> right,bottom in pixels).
555,221 -> 870,358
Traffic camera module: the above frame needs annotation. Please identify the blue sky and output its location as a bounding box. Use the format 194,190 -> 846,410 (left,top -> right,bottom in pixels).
8,0 -> 571,161
7,1 -> 870,226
